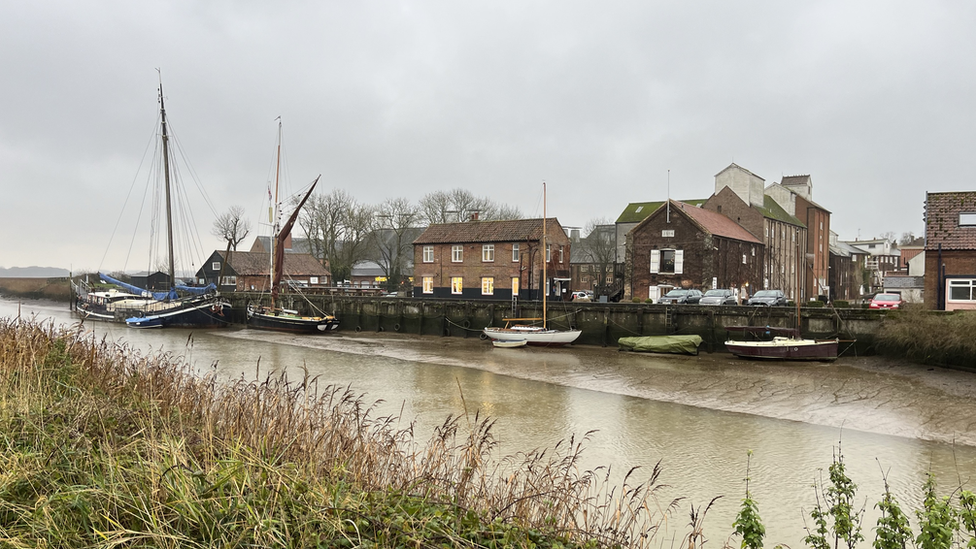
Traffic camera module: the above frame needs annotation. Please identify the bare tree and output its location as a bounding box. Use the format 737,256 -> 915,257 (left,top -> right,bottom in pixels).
577,218 -> 618,297
418,188 -> 522,225
372,197 -> 420,291
211,205 -> 251,251
299,189 -> 374,283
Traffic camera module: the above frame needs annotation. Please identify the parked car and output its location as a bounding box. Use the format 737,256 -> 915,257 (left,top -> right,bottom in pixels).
745,289 -> 787,306
869,293 -> 903,309
571,291 -> 591,302
657,288 -> 703,305
699,288 -> 738,306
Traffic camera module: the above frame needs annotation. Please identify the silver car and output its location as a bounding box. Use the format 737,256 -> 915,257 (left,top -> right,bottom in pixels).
699,289 -> 737,305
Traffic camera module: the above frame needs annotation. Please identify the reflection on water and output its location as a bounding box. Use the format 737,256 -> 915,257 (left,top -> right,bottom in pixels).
3,297 -> 976,546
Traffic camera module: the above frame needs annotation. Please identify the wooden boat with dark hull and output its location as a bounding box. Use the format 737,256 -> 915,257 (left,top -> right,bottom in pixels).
724,326 -> 839,361
245,122 -> 338,334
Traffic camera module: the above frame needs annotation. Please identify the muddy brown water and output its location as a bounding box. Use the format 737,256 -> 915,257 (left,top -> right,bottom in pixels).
4,297 -> 976,546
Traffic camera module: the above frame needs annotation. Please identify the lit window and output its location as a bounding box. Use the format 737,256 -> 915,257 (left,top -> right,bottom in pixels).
512,243 -> 520,262
512,277 -> 519,295
423,246 -> 434,263
452,245 -> 463,262
451,277 -> 463,294
482,244 -> 494,262
422,276 -> 433,294
481,277 -> 494,295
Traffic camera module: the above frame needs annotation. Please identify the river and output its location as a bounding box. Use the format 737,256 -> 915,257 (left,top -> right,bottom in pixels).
3,296 -> 975,547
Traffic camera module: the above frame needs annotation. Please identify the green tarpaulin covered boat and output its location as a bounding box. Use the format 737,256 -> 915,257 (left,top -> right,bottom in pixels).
618,335 -> 703,355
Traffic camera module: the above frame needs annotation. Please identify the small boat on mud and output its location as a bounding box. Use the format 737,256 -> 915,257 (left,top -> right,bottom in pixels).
724,326 -> 838,361
491,339 -> 528,348
618,335 -> 702,355
482,182 -> 581,347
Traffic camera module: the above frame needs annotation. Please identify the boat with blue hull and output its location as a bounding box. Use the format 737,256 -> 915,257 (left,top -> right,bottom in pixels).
76,81 -> 231,328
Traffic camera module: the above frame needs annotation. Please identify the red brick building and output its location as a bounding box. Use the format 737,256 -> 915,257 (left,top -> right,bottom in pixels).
412,218 -> 571,300
625,200 -> 764,302
924,191 -> 976,310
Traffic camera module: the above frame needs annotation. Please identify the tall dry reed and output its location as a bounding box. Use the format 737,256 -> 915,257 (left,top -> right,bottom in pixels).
0,316 -> 688,548
875,307 -> 976,367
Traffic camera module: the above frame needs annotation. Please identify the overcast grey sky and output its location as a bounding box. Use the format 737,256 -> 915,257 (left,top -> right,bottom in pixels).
2,1 -> 973,271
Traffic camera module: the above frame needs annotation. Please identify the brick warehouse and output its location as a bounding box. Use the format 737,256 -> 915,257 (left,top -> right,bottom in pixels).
412,218 -> 572,300
626,200 -> 764,302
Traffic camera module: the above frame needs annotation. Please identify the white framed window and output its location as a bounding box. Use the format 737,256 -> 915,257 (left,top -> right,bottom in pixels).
452,245 -> 463,262
742,254 -> 747,264
220,276 -> 236,285
423,245 -> 434,263
212,261 -> 221,271
948,279 -> 976,301
960,213 -> 976,226
310,277 -> 319,285
559,246 -> 564,263
451,276 -> 463,294
546,244 -> 551,262
512,277 -> 519,295
650,249 -> 682,274
512,243 -> 520,262
482,244 -> 494,262
481,277 -> 494,295
422,276 -> 433,294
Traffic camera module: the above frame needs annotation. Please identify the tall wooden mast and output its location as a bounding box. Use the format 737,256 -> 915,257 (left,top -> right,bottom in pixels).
159,83 -> 176,292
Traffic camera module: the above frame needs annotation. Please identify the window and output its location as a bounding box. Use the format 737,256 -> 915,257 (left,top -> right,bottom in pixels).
512,243 -> 520,262
559,246 -> 564,263
451,277 -> 463,294
606,272 -> 613,284
650,249 -> 683,274
546,244 -> 551,262
220,276 -> 236,286
961,213 -> 976,226
212,261 -> 221,271
512,277 -> 519,295
452,245 -> 463,262
310,277 -> 319,285
742,254 -> 747,265
422,276 -> 433,294
949,279 -> 976,301
481,277 -> 494,295
482,244 -> 494,262
423,245 -> 434,263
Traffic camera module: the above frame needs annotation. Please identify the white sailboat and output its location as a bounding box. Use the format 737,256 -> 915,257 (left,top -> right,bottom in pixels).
483,182 -> 582,346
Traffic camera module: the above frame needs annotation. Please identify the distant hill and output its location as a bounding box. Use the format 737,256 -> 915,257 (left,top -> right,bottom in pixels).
0,266 -> 71,278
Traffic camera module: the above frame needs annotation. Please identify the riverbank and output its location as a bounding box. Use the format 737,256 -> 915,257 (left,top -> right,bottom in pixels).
0,316 -> 671,548
0,277 -> 72,301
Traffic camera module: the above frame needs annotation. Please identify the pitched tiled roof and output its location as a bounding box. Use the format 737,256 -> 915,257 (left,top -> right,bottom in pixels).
615,199 -> 707,223
780,175 -> 811,187
925,191 -> 976,250
413,218 -> 563,244
673,201 -> 763,244
219,251 -> 329,277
